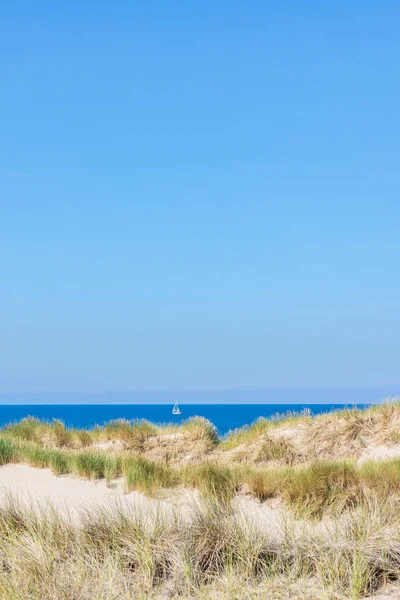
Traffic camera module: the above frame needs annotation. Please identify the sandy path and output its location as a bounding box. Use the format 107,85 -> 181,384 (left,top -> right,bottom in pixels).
0,464 -> 175,522
1,465 -> 397,600
0,463 -> 286,536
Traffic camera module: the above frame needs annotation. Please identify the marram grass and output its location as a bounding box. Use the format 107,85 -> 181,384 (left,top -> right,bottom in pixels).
123,455 -> 178,495
1,404 -> 400,515
0,493 -> 399,599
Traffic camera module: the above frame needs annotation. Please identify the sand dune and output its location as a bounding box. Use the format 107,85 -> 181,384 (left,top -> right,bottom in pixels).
0,464 -> 174,522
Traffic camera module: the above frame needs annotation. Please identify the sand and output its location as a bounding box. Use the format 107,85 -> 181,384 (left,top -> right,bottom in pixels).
370,585 -> 400,599
0,464 -> 398,600
358,444 -> 400,464
0,464 -> 176,522
0,463 -> 286,537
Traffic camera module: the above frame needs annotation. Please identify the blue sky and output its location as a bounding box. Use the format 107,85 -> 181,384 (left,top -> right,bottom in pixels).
1,2 -> 400,395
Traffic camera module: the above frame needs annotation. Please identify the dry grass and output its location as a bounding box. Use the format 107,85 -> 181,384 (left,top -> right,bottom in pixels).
221,409 -> 313,450
0,491 -> 400,599
74,428 -> 92,448
51,420 -> 72,447
180,461 -> 240,502
178,416 -> 219,447
2,406 -> 400,518
3,403 -> 400,468
3,417 -> 45,443
100,419 -> 158,450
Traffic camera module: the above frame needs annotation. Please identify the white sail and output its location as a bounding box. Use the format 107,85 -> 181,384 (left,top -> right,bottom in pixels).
172,402 -> 182,415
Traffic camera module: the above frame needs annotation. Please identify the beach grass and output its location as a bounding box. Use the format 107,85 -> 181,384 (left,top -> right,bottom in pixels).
123,456 -> 177,495
19,443 -> 53,469
74,428 -> 92,447
0,492 -> 399,599
221,409 -> 313,449
51,419 -> 73,447
48,450 -> 71,476
3,416 -> 44,443
282,460 -> 361,518
180,461 -> 239,501
73,450 -> 108,479
104,456 -> 121,486
101,419 -> 157,449
0,438 -> 18,465
4,438 -> 400,518
179,416 -> 219,446
2,404 -> 400,511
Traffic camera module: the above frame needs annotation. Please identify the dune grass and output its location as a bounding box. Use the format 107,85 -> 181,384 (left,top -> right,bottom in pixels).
242,457 -> 400,518
72,451 -> 108,479
17,443 -> 72,476
180,461 -> 239,501
221,409 -> 313,450
3,402 -> 400,457
74,428 -> 92,447
2,405 -> 400,513
100,419 -> 157,449
19,443 -> 54,469
242,465 -> 288,501
123,456 -> 177,495
52,419 -> 73,447
104,456 -> 121,486
0,438 -> 18,465
178,416 -> 218,446
3,439 -> 400,518
221,417 -> 278,450
282,460 -> 361,518
48,450 -> 71,476
3,416 -> 44,443
0,492 -> 399,599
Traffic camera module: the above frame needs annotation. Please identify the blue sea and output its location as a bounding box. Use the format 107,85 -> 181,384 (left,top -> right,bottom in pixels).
0,404 -> 370,436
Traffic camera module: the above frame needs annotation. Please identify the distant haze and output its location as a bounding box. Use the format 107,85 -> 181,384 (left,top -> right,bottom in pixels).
0,388 -> 399,405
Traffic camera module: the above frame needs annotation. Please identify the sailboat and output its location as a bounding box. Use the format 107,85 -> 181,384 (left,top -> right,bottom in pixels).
172,402 -> 182,415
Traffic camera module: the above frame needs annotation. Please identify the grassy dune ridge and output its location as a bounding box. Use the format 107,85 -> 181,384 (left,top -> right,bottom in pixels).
1,403 -> 400,513
3,434 -> 400,515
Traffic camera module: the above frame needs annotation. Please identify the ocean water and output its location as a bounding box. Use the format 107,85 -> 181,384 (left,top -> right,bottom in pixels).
0,403 -> 369,436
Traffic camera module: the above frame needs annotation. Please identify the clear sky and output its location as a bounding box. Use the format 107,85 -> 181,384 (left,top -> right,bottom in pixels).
1,2 -> 400,395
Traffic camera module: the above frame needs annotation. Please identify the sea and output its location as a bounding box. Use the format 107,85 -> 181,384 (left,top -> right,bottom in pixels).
0,403 -> 371,436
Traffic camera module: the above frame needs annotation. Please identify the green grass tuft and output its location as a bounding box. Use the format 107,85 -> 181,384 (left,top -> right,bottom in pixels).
73,451 -> 107,479
102,419 -> 157,449
123,456 -> 177,495
19,443 -> 52,469
243,466 -> 288,501
180,461 -> 239,501
179,416 -> 219,446
282,460 -> 361,518
74,429 -> 92,447
48,450 -> 71,476
0,438 -> 18,465
104,456 -> 121,486
51,420 -> 72,447
222,410 -> 312,450
3,417 -> 43,443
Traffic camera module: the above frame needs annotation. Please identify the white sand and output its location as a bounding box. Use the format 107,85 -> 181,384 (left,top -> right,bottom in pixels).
233,495 -> 286,540
358,444 -> 400,464
0,464 -> 175,522
1,465 -> 397,600
0,463 -> 286,537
